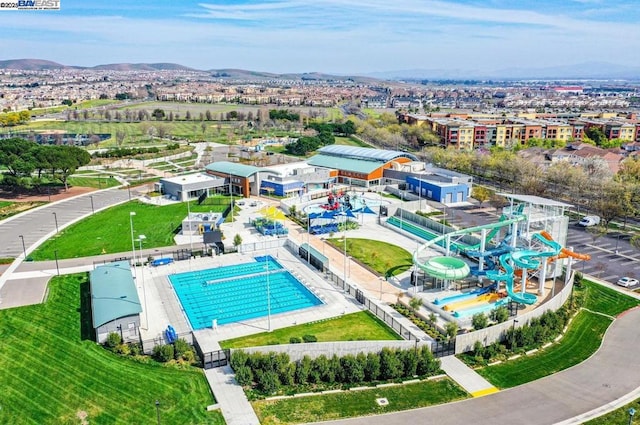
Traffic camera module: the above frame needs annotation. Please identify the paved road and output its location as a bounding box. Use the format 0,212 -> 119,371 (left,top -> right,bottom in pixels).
315,306 -> 640,425
0,186 -> 145,259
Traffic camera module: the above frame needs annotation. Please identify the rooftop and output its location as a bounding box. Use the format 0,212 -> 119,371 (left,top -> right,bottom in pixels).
161,172 -> 223,185
318,145 -> 419,162
90,261 -> 142,328
498,193 -> 573,208
205,161 -> 276,178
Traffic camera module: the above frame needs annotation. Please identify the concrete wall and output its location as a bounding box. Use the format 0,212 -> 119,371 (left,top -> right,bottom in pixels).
454,274 -> 574,354
96,315 -> 140,344
234,340 -> 426,362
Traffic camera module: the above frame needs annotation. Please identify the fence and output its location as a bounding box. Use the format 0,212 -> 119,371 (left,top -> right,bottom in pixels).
237,237 -> 287,254
140,330 -> 194,355
91,247 -> 205,269
454,272 -> 575,354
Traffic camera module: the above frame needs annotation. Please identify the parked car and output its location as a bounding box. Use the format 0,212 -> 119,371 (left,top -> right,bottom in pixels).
616,277 -> 639,287
578,216 -> 600,227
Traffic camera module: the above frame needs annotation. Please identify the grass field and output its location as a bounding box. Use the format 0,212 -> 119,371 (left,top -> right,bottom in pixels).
334,136 -> 372,147
582,280 -> 639,315
0,273 -> 223,424
0,200 -> 46,221
252,378 -> 467,424
219,311 -> 401,349
477,310 -> 611,388
30,199 -> 231,260
67,176 -> 121,189
326,238 -> 413,277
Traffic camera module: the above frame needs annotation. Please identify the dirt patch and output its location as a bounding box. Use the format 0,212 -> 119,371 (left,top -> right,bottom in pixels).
76,410 -> 88,425
0,186 -> 96,203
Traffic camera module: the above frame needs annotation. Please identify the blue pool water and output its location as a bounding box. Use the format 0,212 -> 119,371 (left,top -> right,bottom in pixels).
168,256 -> 323,329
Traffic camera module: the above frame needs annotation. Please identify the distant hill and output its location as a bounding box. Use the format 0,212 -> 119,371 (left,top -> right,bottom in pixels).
0,59 -> 70,70
91,62 -> 195,71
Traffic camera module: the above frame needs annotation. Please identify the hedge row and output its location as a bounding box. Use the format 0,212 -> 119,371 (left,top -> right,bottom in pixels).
231,346 -> 441,398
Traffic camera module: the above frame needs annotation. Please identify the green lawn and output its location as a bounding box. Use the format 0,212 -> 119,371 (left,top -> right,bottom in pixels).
584,399 -> 640,424
30,199 -> 230,260
334,136 -> 372,148
0,273 -> 223,424
252,378 -> 467,424
582,280 -> 639,316
219,311 -> 401,349
477,310 -> 611,388
67,176 -> 121,189
326,238 -> 413,277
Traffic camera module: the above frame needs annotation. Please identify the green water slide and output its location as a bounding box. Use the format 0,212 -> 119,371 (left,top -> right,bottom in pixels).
413,214 -> 526,279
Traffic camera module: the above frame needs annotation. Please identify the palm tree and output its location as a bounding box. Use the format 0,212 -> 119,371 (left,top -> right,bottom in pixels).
409,296 -> 423,313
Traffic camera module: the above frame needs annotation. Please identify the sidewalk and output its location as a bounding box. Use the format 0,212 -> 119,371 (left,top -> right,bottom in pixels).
439,355 -> 498,397
204,366 -> 260,425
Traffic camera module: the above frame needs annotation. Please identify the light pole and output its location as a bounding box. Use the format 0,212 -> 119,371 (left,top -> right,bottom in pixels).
52,212 -> 59,234
629,407 -> 636,425
379,276 -> 384,300
155,400 -> 161,425
90,195 -> 95,214
307,213 -> 311,264
137,235 -> 148,330
187,198 -> 193,253
54,249 -> 60,276
229,173 -> 234,223
18,234 -> 26,260
511,319 -> 519,350
129,211 -> 137,278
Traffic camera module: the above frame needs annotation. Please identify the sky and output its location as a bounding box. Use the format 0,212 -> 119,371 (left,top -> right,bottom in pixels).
1,0 -> 639,75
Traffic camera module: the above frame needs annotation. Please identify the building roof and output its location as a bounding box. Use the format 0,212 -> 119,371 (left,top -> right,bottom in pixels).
90,261 -> 142,328
307,154 -> 383,174
161,172 -> 223,185
498,193 -> 573,208
205,161 -> 276,178
318,145 -> 419,162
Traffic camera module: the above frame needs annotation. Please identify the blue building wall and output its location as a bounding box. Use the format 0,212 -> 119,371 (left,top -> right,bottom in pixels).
406,177 -> 469,204
261,180 -> 304,197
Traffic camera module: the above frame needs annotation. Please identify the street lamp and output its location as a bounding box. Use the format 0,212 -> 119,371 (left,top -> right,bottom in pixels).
18,234 -> 26,260
511,319 -> 519,350
155,400 -> 161,425
90,195 -> 95,214
129,212 -> 137,278
137,235 -> 148,330
52,212 -> 59,234
629,407 -> 636,425
229,173 -> 234,223
54,249 -> 60,276
379,276 -> 384,300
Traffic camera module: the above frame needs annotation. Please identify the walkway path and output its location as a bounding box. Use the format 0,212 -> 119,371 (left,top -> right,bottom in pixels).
204,366 -> 260,425
439,356 -> 498,397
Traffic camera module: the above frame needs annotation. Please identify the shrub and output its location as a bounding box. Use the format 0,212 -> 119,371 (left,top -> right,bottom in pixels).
490,306 -> 509,323
153,344 -> 175,363
173,338 -> 192,360
302,334 -> 317,343
235,366 -> 254,387
289,337 -> 302,344
364,352 -> 380,381
104,332 -> 122,350
472,312 -> 489,330
113,343 -> 130,356
128,343 -> 143,356
379,348 -> 403,380
294,356 -> 312,384
255,370 -> 280,394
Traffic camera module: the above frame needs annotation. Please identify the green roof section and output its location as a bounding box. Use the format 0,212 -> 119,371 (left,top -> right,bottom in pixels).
307,154 -> 383,174
90,261 -> 142,328
205,161 -> 274,178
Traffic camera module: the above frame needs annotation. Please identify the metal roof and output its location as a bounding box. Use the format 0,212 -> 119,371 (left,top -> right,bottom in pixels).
318,145 -> 419,162
205,161 -> 276,178
90,261 -> 142,328
307,154 -> 384,174
498,193 -> 573,208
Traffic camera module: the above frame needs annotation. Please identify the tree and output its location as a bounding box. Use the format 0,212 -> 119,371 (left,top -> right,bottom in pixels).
49,145 -> 91,190
490,306 -> 509,323
115,130 -> 126,147
472,186 -> 492,207
472,312 -> 489,330
409,296 -> 423,313
444,322 -> 458,340
152,108 -> 165,121
233,234 -> 242,247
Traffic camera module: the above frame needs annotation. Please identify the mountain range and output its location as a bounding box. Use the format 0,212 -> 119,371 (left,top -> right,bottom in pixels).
1,58 -> 639,81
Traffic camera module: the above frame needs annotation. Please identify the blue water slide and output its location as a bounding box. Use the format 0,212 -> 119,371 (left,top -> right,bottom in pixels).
433,285 -> 493,306
486,253 -> 537,305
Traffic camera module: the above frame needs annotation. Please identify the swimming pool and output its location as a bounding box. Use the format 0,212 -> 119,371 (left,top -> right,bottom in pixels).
168,256 -> 323,329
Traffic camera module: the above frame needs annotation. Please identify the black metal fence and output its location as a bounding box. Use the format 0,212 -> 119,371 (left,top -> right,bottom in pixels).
139,330 -> 194,355
431,339 -> 456,358
202,349 -> 230,369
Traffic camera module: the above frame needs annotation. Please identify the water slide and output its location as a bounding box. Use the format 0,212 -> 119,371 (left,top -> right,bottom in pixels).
444,293 -> 501,312
486,254 -> 538,305
539,231 -> 591,261
453,297 -> 511,318
413,213 -> 527,280
433,285 -> 492,306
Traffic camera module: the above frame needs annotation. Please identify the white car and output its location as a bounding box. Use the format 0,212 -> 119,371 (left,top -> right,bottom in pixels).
616,277 -> 639,287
